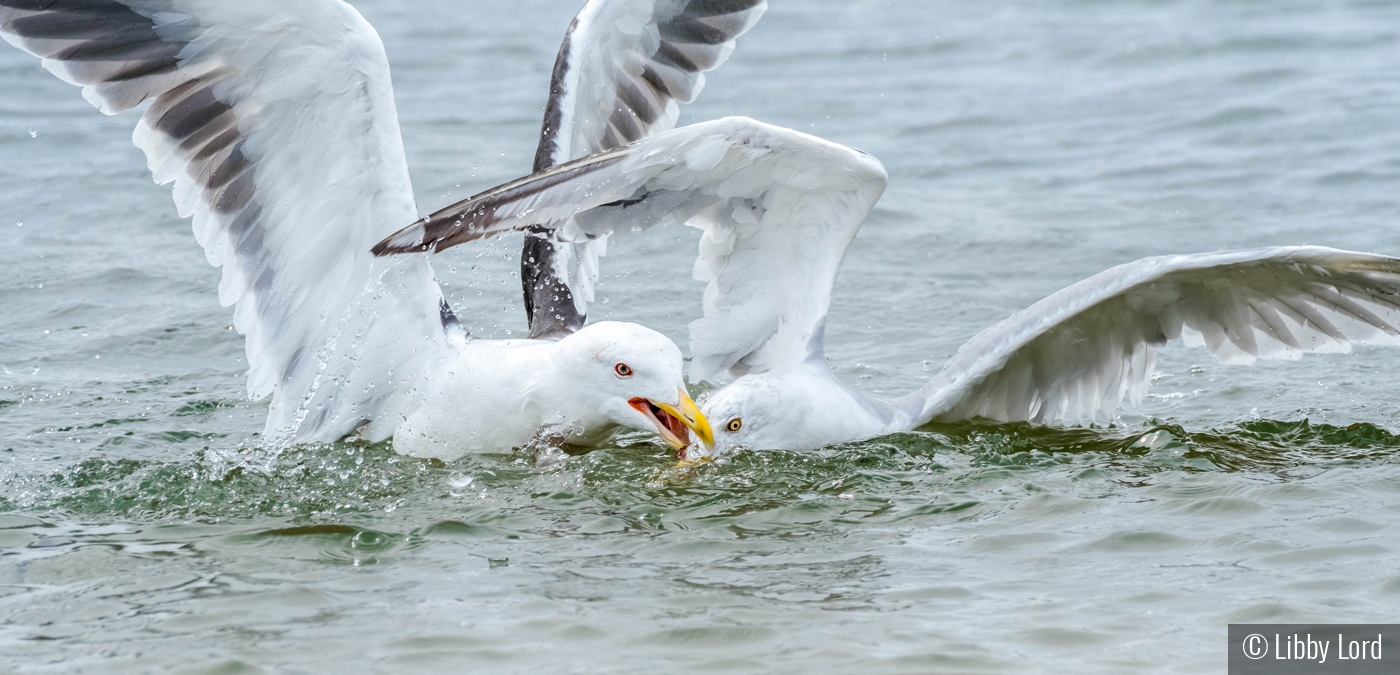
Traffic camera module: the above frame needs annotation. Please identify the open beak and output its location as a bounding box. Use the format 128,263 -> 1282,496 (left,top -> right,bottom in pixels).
628,388 -> 715,458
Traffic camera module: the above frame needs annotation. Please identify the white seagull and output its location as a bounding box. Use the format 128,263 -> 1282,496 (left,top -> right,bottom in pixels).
374,116 -> 1400,455
0,0 -> 728,459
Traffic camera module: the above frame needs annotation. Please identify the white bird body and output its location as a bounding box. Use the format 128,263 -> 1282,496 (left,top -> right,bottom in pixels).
380,118 -> 1400,455
707,359 -> 913,451
0,0 -> 717,458
700,246 -> 1400,453
395,322 -> 691,460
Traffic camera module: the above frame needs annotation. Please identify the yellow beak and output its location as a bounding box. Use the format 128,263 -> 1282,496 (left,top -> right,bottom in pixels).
653,388 -> 715,450
631,387 -> 715,455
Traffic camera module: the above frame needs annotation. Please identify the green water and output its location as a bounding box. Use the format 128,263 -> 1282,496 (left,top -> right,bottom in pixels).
2,420 -> 1398,672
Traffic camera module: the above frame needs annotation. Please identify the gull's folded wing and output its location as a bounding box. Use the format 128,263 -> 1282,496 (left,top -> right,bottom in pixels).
1,0 -> 448,444
903,247 -> 1400,425
524,0 -> 769,337
376,117 -> 886,382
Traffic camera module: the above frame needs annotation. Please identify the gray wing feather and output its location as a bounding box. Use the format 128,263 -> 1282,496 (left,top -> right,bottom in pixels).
3,0 -> 447,445
904,247 -> 1400,426
376,117 -> 890,383
523,0 -> 767,338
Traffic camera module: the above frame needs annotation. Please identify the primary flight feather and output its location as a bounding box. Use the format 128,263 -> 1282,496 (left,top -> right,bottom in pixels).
521,0 -> 768,339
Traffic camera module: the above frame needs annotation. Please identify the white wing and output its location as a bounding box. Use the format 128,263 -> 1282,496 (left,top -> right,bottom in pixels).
536,0 -> 769,168
1,0 -> 448,445
902,247 -> 1400,425
376,117 -> 887,382
524,0 -> 769,336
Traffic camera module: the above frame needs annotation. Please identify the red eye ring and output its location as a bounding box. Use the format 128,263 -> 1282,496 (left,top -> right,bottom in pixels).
614,363 -> 633,377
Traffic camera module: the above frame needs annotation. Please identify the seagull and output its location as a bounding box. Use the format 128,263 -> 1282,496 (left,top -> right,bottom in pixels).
519,0 -> 768,340
0,0 -> 717,459
373,116 -> 1400,455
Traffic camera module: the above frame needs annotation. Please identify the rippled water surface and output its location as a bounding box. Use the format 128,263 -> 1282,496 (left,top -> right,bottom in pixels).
3,0 -> 1400,672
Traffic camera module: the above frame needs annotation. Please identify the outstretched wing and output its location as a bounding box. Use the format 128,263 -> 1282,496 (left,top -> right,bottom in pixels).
536,0 -> 769,169
1,0 -> 448,445
524,0 -> 769,338
376,117 -> 887,382
903,247 -> 1400,425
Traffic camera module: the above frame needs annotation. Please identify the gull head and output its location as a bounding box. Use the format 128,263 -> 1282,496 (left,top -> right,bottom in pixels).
691,375 -> 794,459
557,322 -> 713,457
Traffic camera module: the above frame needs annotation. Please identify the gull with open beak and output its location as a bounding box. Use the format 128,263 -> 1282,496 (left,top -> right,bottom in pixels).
0,0 -> 742,460
389,321 -> 716,461
630,388 -> 715,460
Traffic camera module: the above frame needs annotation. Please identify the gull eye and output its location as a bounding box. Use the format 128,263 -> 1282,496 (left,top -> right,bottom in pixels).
614,362 -> 633,377
726,418 -> 743,433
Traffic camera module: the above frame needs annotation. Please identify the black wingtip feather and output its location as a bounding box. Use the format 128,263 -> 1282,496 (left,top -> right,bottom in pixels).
0,0 -> 121,11
683,0 -> 766,18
